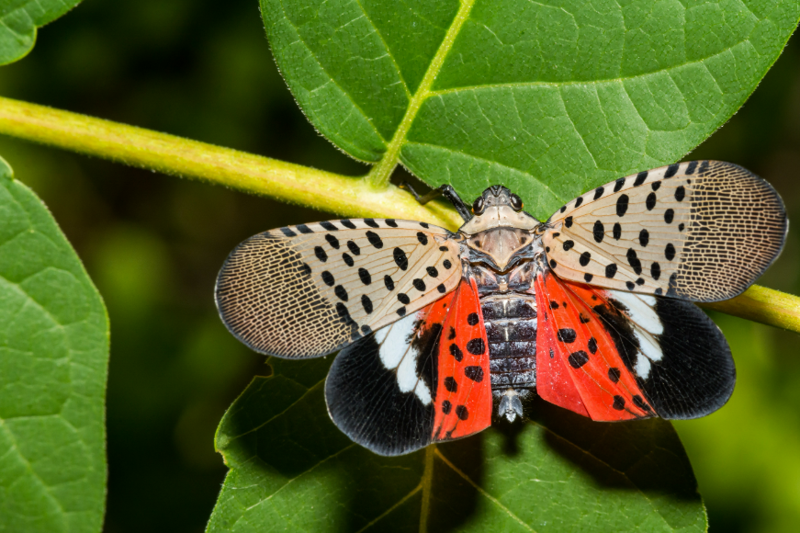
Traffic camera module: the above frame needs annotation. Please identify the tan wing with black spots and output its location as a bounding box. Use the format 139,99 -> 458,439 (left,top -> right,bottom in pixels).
215,219 -> 462,358
543,161 -> 787,302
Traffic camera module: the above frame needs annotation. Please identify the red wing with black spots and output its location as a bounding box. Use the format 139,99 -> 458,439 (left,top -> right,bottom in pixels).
534,271 -> 735,421
534,271 -> 653,421
326,279 -> 492,456
431,279 -> 492,442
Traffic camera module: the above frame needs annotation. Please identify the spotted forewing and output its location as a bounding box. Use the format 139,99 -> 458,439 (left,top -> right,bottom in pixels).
216,218 -> 461,358
544,161 -> 787,302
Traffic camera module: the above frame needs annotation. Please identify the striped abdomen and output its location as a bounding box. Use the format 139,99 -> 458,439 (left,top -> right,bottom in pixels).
480,294 -> 537,391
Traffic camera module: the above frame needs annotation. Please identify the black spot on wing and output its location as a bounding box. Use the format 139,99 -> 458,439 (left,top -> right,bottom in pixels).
334,285 -> 348,302
325,234 -> 340,249
466,338 -> 485,355
557,328 -> 577,343
665,243 -> 676,261
568,351 -> 589,368
639,229 -> 649,247
361,294 -> 373,314
626,248 -> 642,275
296,224 -> 314,234
464,366 -> 484,382
449,343 -> 463,361
366,231 -> 384,249
645,192 -> 657,211
320,221 -> 338,231
394,248 -> 409,270
651,262 -> 661,280
593,221 -> 604,243
616,195 -> 629,217
664,163 -> 680,178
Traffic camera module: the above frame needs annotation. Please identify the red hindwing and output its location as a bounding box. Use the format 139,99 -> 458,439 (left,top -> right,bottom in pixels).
432,278 -> 492,441
534,271 -> 654,421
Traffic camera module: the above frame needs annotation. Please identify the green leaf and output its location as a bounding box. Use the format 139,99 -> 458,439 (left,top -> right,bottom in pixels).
261,0 -> 800,218
0,159 -> 108,533
207,358 -> 704,532
0,0 -> 83,65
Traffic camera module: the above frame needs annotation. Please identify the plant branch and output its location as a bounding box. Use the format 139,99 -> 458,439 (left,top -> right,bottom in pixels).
701,286 -> 800,334
0,96 -> 798,334
0,96 -> 464,229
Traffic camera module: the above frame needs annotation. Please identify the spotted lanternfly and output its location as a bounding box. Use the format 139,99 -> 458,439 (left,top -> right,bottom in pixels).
216,160 -> 787,456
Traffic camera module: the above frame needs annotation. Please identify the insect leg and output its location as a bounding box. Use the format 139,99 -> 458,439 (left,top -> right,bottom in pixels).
399,183 -> 472,222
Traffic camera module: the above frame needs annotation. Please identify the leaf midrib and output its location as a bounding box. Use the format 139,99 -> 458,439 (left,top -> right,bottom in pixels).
365,0 -> 476,188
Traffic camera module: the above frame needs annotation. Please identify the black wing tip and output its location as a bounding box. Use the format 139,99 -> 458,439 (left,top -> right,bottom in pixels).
325,335 -> 435,457
645,298 -> 737,419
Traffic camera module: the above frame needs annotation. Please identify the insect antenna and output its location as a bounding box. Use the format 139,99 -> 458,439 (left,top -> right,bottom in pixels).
399,182 -> 473,222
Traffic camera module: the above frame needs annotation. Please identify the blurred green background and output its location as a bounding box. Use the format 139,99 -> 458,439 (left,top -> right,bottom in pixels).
0,1 -> 798,531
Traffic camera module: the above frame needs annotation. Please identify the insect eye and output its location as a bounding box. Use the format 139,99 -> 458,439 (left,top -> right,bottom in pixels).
510,194 -> 523,211
472,197 -> 485,215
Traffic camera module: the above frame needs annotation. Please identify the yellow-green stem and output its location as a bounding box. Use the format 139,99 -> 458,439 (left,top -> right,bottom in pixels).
0,96 -> 463,229
701,285 -> 800,333
0,96 -> 799,334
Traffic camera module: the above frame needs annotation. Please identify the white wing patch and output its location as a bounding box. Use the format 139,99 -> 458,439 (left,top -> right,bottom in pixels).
376,312 -> 433,405
543,161 -> 787,302
605,289 -> 665,380
216,218 -> 462,358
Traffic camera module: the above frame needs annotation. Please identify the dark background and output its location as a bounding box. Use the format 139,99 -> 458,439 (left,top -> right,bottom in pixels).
0,1 -> 798,531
